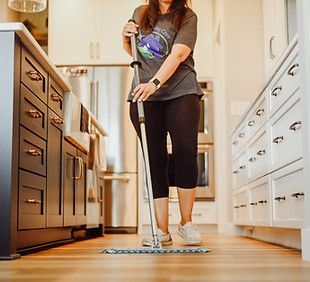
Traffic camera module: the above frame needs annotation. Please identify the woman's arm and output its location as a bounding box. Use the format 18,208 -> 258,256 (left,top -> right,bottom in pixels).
132,43 -> 191,102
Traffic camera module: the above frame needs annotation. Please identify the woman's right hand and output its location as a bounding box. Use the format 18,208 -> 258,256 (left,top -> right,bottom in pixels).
122,21 -> 139,42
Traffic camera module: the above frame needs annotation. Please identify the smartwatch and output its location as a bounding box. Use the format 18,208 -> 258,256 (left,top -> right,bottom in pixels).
149,78 -> 161,90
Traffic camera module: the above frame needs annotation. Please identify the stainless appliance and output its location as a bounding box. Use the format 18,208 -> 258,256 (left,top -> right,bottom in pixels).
59,66 -> 137,233
168,81 -> 215,201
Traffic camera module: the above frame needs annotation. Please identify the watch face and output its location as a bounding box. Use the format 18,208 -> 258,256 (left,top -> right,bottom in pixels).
152,78 -> 160,86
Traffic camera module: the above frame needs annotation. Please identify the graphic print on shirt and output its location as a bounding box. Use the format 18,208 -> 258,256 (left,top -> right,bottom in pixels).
137,26 -> 171,59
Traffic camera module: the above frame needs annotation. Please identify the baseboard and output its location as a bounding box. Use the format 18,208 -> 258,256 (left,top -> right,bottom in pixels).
302,228 -> 310,261
238,226 -> 301,249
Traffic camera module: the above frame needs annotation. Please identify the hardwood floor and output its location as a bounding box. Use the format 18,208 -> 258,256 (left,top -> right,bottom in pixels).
0,234 -> 310,281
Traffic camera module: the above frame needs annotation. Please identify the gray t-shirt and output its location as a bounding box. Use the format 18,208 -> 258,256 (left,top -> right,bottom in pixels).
128,5 -> 203,102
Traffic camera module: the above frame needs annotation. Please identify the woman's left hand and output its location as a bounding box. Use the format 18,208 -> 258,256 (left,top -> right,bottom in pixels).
132,82 -> 157,102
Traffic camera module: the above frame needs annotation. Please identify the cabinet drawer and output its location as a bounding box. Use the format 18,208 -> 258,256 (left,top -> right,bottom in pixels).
248,128 -> 268,181
247,96 -> 267,140
249,177 -> 270,226
233,190 -> 249,225
18,170 -> 46,230
269,50 -> 300,117
20,126 -> 47,176
270,93 -> 302,171
48,78 -> 64,118
271,160 -> 304,228
20,84 -> 47,140
21,47 -> 48,104
232,151 -> 249,189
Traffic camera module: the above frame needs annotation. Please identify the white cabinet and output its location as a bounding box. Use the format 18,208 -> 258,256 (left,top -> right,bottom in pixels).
49,0 -> 143,65
191,0 -> 214,80
263,0 -> 287,76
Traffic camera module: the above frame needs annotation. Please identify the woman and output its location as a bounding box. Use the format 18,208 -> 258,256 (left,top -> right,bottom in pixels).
122,0 -> 203,246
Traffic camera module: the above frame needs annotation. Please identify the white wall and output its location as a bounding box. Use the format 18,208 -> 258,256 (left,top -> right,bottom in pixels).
213,0 -> 264,233
0,0 -> 20,22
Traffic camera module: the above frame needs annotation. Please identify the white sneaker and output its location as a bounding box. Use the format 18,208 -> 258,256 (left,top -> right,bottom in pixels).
142,229 -> 173,247
177,222 -> 202,246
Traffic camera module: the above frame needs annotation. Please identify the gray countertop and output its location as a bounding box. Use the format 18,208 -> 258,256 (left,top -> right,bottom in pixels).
0,22 -> 71,92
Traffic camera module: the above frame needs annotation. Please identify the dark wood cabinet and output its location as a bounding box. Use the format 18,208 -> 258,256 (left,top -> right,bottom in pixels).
47,109 -> 64,227
63,141 -> 87,226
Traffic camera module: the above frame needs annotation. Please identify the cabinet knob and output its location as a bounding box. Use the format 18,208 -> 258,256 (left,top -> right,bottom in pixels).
26,70 -> 43,82
287,63 -> 299,77
26,149 -> 42,157
271,86 -> 282,97
273,136 -> 284,144
51,117 -> 64,125
291,192 -> 304,199
274,196 -> 286,201
27,109 -> 43,119
289,121 -> 302,132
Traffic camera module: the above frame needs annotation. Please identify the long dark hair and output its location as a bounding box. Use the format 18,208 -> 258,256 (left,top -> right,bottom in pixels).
139,0 -> 190,32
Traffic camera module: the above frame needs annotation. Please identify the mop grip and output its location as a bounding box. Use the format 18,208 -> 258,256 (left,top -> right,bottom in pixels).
128,19 -> 142,68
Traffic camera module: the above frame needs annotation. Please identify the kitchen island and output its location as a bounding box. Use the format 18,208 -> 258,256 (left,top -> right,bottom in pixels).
0,23 -> 105,260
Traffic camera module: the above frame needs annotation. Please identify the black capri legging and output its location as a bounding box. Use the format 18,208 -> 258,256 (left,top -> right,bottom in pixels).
130,94 -> 200,199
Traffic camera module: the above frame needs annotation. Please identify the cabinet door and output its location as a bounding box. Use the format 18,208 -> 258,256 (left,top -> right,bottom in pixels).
48,0 -> 96,65
63,141 -> 77,226
95,0 -> 135,64
47,110 -> 64,227
75,151 -> 87,225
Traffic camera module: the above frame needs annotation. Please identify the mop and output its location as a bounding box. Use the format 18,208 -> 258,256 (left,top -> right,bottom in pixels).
101,20 -> 210,255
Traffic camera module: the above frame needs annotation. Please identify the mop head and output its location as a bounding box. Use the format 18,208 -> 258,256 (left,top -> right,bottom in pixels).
100,247 -> 210,254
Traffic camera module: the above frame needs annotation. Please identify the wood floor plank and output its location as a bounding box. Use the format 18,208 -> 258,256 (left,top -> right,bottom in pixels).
0,234 -> 310,281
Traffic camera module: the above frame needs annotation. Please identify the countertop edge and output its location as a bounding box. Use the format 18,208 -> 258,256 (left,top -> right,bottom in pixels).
0,23 -> 72,92
231,35 -> 299,136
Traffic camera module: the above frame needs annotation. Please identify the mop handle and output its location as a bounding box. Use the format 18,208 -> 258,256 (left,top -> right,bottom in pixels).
129,19 -> 161,248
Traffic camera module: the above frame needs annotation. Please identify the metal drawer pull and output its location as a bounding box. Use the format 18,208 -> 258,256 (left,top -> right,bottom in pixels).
27,109 -> 43,119
258,200 -> 267,204
103,175 -> 130,182
250,202 -> 257,206
97,198 -> 103,203
274,196 -> 286,201
232,140 -> 238,146
257,150 -> 266,156
249,157 -> 256,163
238,132 -> 245,138
27,70 -> 43,82
233,170 -> 239,174
256,108 -> 264,117
269,36 -> 276,59
25,198 -> 41,205
26,149 -> 42,157
289,121 -> 302,132
74,157 -> 83,180
234,205 -> 240,209
51,93 -> 63,102
287,63 -> 299,77
240,204 -> 247,208
239,165 -> 246,170
273,136 -> 284,144
193,213 -> 203,217
291,192 -> 304,199
271,86 -> 282,97
248,120 -> 255,127
51,117 -> 64,125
